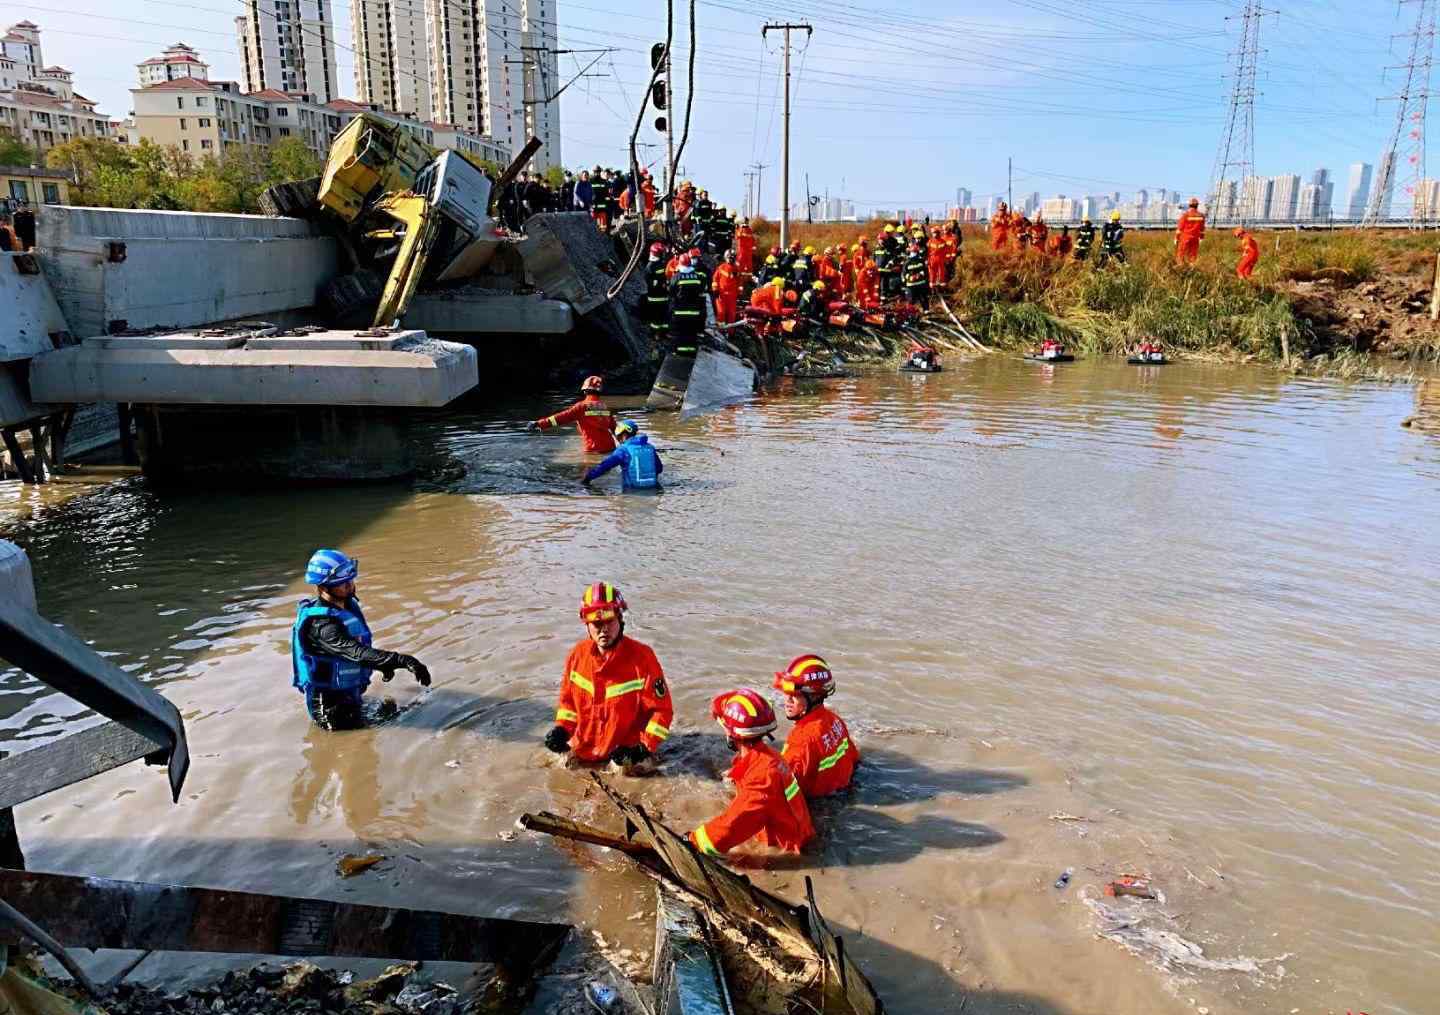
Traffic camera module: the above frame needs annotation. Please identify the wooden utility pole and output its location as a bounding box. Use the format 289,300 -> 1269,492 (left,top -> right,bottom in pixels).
762,22 -> 812,248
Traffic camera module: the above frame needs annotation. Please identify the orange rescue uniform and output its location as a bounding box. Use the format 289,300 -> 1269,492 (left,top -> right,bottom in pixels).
989,212 -> 1011,251
856,258 -> 880,308
926,245 -> 948,287
641,180 -> 657,216
554,635 -> 673,763
712,262 -> 741,325
535,393 -> 616,453
1236,231 -> 1260,279
1175,209 -> 1206,263
690,742 -> 815,855
750,284 -> 785,315
781,704 -> 858,798
1030,221 -> 1049,255
735,226 -> 756,274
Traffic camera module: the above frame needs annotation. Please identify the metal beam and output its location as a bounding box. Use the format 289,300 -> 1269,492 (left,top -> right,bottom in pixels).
0,722 -> 162,811
0,595 -> 188,801
0,869 -> 571,976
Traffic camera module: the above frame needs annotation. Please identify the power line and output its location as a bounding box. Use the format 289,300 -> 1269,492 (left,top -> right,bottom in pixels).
1366,0 -> 1437,225
1207,1 -> 1273,225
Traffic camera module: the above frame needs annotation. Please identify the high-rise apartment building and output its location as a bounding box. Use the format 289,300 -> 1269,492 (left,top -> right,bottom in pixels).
955,187 -> 972,210
234,0 -> 338,103
352,0 -> 431,120
0,21 -> 114,153
427,0 -> 560,171
1372,149 -> 1397,218
1268,173 -> 1301,221
1344,162 -> 1372,219
1415,178 -> 1440,220
1241,176 -> 1273,220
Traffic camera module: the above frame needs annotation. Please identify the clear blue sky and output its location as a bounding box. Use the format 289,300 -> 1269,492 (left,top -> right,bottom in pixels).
16,0 -> 1417,214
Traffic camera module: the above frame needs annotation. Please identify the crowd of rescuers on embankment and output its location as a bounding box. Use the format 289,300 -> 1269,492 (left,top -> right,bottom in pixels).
507,173 -> 1264,370
293,549 -> 847,858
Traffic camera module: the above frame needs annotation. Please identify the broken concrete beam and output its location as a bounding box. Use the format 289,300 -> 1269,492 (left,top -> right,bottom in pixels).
403,288 -> 575,336
36,206 -> 340,337
681,349 -> 755,416
1,252 -> 70,362
513,212 -> 650,363
653,890 -> 733,1015
28,330 -> 477,408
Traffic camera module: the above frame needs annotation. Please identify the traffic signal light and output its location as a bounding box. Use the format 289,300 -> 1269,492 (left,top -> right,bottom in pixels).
652,80 -> 667,110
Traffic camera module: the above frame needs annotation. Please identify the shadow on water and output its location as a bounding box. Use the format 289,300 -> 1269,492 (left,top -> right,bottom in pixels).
403,687 -> 553,740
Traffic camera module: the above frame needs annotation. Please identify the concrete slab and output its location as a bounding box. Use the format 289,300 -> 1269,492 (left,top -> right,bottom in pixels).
515,213 -> 650,362
0,252 -> 70,362
244,328 -> 422,351
0,540 -> 37,613
403,288 -> 575,336
29,332 -> 477,408
37,206 -> 339,337
681,349 -> 755,416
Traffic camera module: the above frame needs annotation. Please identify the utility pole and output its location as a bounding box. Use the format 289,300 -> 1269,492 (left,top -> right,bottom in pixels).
750,161 -> 769,220
762,21 -> 812,248
1007,157 -> 1012,208
1207,2 -> 1273,225
1367,0 -> 1436,227
742,171 -> 757,218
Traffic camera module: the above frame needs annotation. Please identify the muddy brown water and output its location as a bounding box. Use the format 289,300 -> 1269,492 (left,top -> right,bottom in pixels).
2,358 -> 1438,1015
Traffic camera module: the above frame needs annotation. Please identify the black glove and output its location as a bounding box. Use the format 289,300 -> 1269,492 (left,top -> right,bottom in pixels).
544,725 -> 572,754
609,744 -> 651,766
525,421 -> 540,432
401,655 -> 431,687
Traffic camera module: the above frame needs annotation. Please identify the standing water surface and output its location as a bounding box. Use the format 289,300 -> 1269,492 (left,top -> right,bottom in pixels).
2,358 -> 1437,1015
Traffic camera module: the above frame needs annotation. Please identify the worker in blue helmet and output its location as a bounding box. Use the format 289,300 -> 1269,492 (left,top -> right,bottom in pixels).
291,549 -> 432,730
582,420 -> 663,491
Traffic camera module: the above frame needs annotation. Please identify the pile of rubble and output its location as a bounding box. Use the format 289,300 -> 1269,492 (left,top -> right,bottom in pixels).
54,962 -> 490,1015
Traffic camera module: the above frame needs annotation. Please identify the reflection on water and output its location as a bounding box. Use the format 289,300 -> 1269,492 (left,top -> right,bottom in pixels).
4,360 -> 1440,1015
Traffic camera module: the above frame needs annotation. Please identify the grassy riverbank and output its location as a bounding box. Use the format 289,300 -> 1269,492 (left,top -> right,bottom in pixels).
756,221 -> 1440,369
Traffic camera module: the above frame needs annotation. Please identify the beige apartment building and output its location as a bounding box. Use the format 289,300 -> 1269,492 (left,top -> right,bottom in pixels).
0,21 -> 113,153
132,79 -> 511,165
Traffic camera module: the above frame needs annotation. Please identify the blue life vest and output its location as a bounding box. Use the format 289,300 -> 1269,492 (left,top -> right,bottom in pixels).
291,598 -> 372,694
620,435 -> 660,490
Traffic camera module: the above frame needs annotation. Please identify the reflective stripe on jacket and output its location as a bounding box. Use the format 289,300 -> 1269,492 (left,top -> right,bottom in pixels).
536,394 -> 616,454
782,704 -> 859,797
554,635 -> 673,760
292,599 -> 372,693
690,742 -> 815,855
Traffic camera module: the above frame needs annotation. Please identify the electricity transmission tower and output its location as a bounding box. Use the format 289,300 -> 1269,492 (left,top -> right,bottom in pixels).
1207,2 -> 1271,226
1366,0 -> 1437,227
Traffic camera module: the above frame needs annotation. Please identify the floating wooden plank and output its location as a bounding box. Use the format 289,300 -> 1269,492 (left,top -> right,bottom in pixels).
0,722 -> 162,811
523,777 -> 885,1015
0,869 -> 571,977
653,888 -> 732,1015
0,595 -> 188,801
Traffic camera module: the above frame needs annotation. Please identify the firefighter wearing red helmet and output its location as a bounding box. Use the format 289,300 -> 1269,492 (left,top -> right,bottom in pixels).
544,583 -> 673,767
774,654 -> 858,797
689,688 -> 815,857
527,376 -> 616,453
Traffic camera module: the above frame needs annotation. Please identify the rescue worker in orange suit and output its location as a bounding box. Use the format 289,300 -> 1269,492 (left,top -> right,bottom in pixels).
1030,213 -> 1049,257
639,170 -> 658,217
545,583 -> 673,767
926,235 -> 948,288
527,375 -> 616,453
1175,197 -> 1206,264
773,654 -> 858,797
735,219 -> 757,274
1013,212 -> 1032,251
856,254 -> 881,309
750,275 -> 786,315
1235,226 -> 1260,280
989,202 -> 1011,251
1050,225 -> 1073,258
689,688 -> 815,857
711,249 -> 741,326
